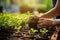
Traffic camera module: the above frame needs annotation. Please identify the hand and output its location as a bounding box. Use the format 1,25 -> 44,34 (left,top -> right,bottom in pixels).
38,18 -> 54,27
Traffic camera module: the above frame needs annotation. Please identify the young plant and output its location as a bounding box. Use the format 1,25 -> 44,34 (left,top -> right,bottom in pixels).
30,28 -> 38,34
40,28 -> 48,34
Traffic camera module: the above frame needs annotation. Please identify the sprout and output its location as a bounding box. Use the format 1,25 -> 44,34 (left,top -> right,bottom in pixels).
40,28 -> 48,34
30,28 -> 38,34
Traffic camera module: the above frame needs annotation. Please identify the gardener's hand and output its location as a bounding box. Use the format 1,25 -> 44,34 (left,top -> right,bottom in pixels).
38,18 -> 54,27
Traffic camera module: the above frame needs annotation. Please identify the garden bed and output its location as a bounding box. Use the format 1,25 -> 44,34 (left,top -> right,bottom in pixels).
0,13 -> 60,40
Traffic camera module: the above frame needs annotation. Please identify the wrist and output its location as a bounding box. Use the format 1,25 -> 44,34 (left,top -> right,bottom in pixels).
52,20 -> 56,26
52,19 -> 60,26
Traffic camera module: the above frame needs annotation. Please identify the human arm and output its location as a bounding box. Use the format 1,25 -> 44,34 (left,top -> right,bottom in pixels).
40,0 -> 60,18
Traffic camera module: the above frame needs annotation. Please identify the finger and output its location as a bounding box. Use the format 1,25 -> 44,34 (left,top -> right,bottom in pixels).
38,23 -> 45,26
39,18 -> 46,21
38,21 -> 44,23
39,18 -> 50,20
38,19 -> 47,23
38,24 -> 45,27
39,18 -> 44,20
